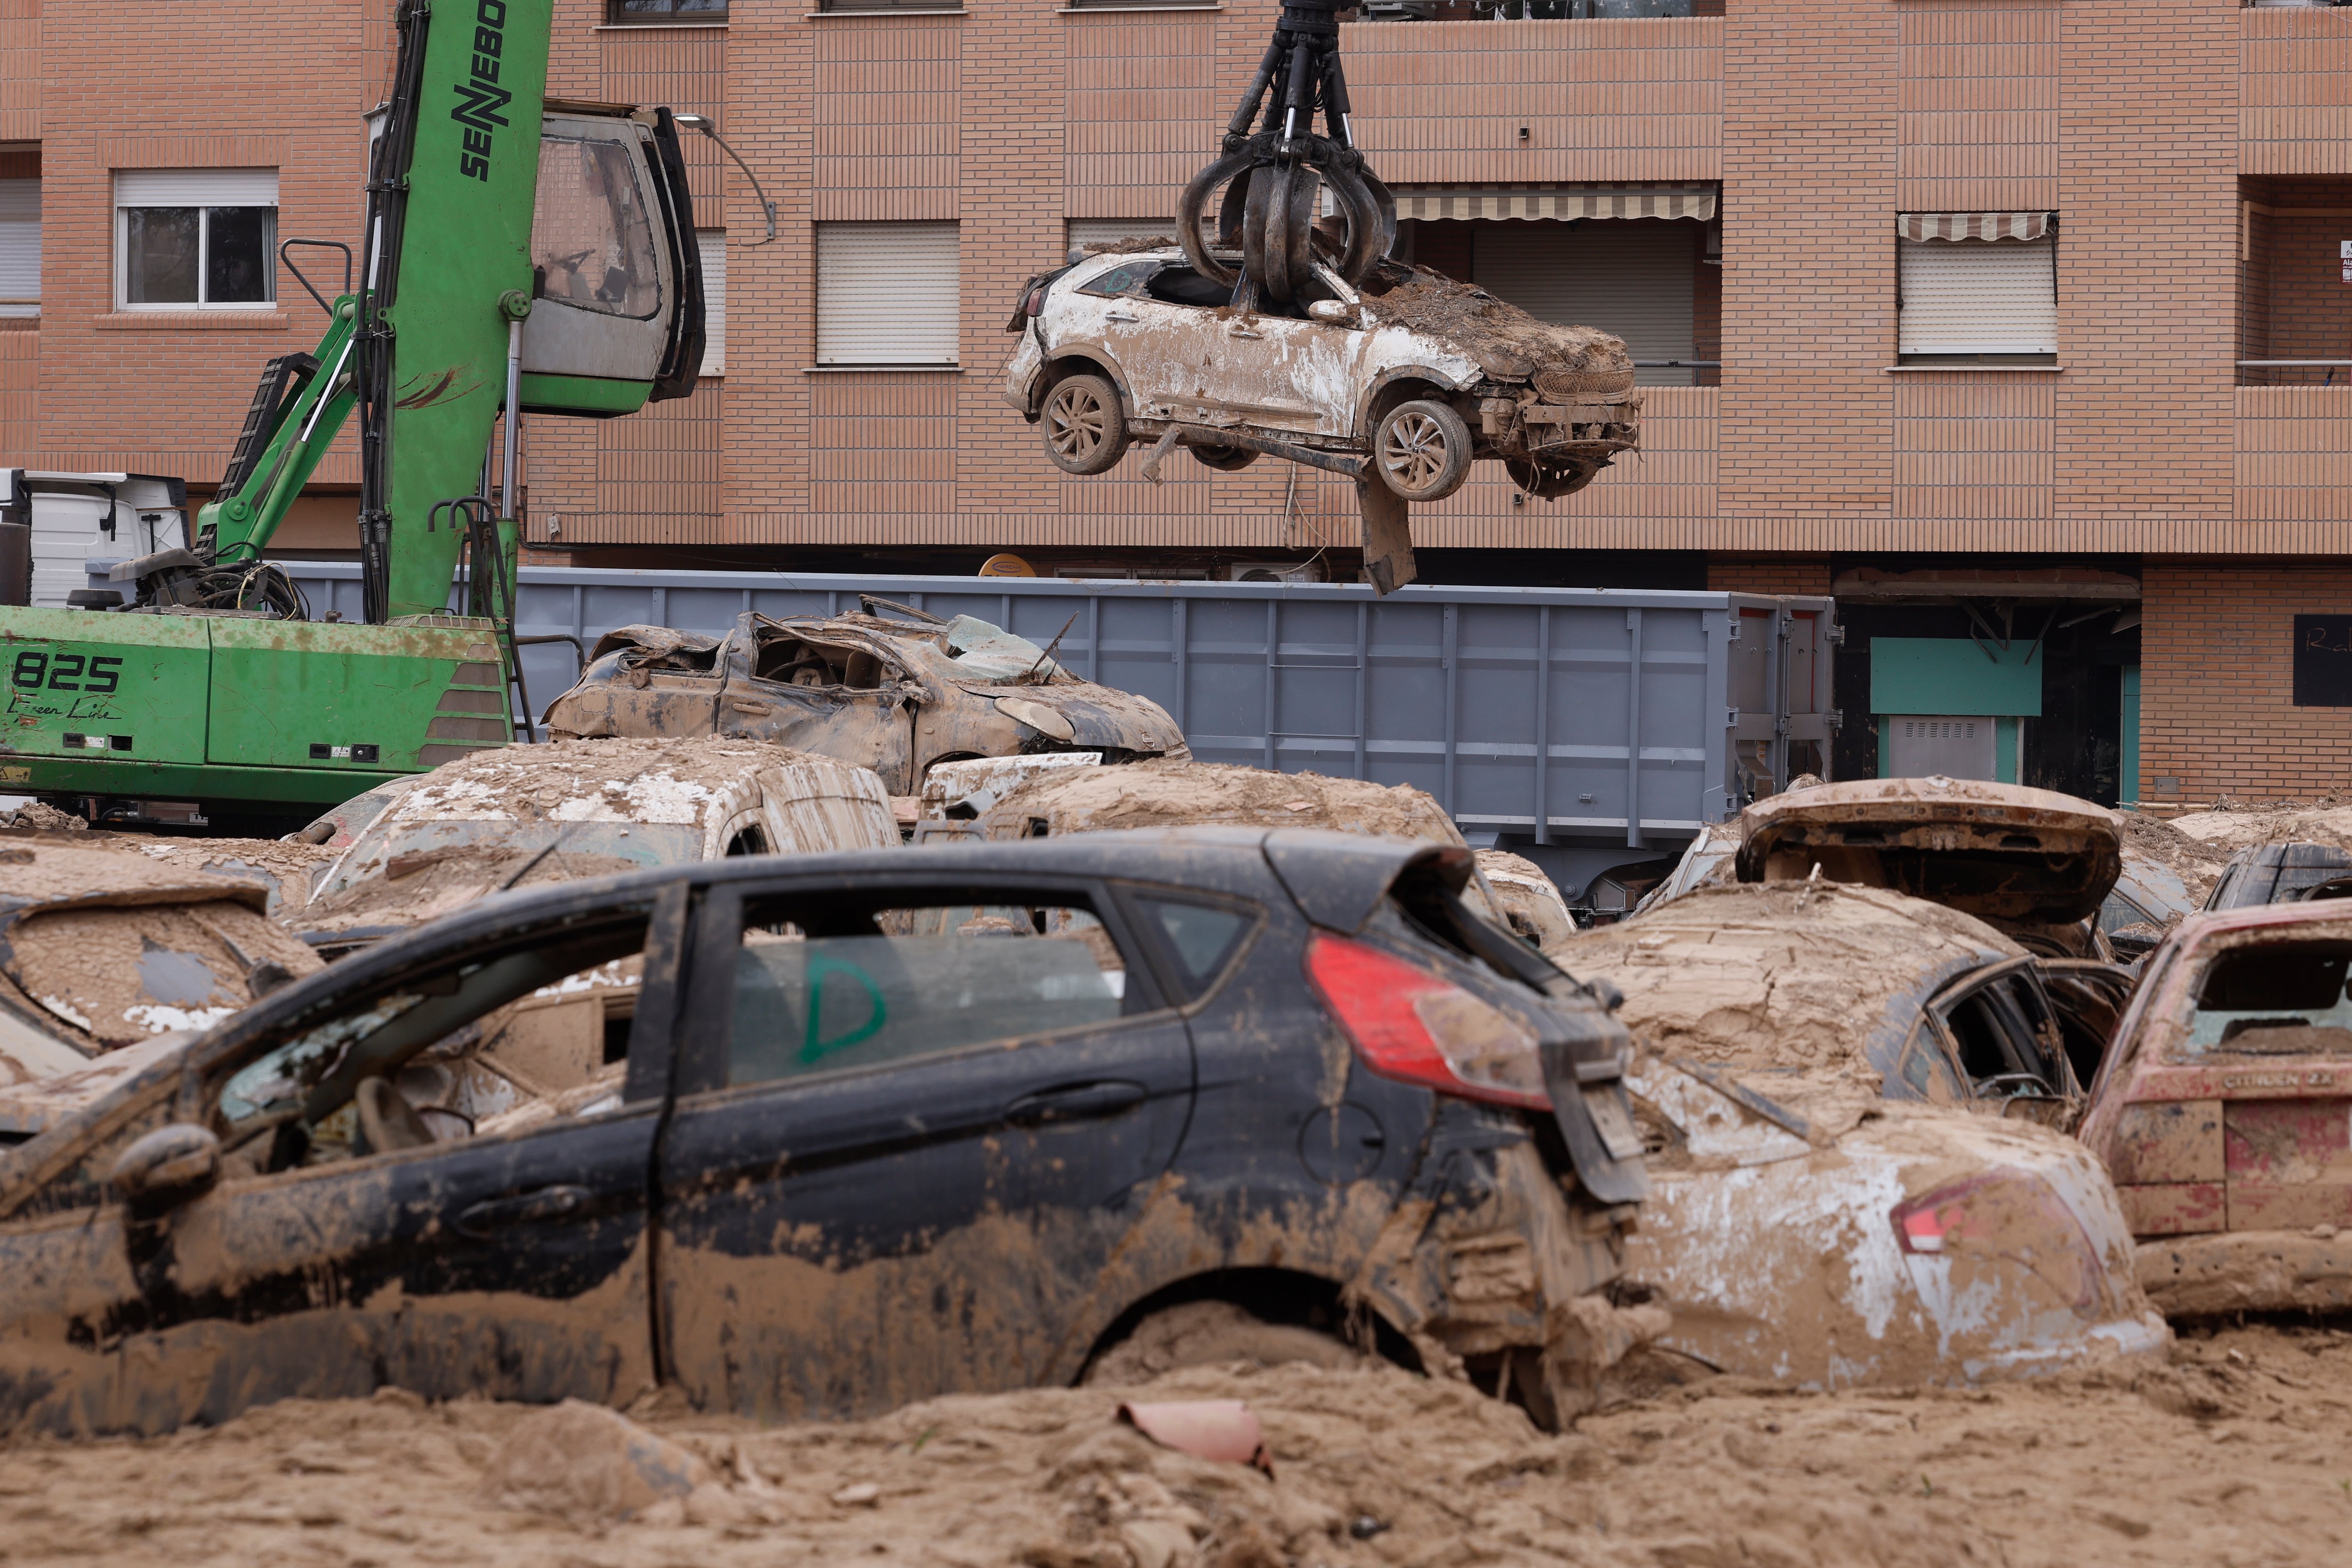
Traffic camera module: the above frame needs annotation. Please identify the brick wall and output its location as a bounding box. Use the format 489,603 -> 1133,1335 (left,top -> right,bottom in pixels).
2142,560 -> 2352,804
1706,554 -> 1832,597
8,0 -> 2352,571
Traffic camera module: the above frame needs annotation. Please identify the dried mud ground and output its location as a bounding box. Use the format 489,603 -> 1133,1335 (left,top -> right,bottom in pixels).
8,1321 -> 2352,1568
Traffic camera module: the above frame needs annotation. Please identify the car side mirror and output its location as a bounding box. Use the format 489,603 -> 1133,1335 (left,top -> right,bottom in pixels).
110,1123 -> 222,1210
1307,299 -> 1355,326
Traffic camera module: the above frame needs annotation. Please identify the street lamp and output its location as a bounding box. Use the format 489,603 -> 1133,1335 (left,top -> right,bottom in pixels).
673,114 -> 776,245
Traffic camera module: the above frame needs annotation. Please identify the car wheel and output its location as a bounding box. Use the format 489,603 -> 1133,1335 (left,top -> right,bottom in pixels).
1190,442 -> 1259,472
1081,1299 -> 1361,1386
1042,373 -> 1130,475
1373,398 -> 1473,502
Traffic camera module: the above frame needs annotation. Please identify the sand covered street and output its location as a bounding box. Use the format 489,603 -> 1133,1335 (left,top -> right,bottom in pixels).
3,1320 -> 2346,1568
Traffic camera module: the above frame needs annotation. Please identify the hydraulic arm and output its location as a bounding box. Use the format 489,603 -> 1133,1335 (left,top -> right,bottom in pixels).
0,0 -> 702,828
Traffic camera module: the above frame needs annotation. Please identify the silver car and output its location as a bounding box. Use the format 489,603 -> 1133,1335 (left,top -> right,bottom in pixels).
1002,246 -> 1640,503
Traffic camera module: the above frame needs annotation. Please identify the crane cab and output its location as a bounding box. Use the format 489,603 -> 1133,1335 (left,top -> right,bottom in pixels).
520,103 -> 705,416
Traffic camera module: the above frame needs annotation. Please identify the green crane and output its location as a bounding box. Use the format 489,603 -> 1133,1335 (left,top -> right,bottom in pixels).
0,0 -> 704,831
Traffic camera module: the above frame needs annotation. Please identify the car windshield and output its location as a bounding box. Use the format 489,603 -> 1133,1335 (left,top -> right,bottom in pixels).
2177,938 -> 2352,1059
325,819 -> 703,896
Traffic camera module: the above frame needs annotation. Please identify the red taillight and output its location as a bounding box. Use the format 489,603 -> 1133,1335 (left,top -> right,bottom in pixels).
1303,931 -> 1547,1107
1890,1170 -> 2106,1316
1025,285 -> 1048,317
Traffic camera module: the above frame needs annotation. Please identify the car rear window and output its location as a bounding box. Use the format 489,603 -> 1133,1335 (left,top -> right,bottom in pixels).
726,901 -> 1133,1086
2181,939 -> 2352,1058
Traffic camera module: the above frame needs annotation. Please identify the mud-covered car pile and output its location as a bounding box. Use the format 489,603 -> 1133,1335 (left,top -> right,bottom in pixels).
544,601 -> 1187,794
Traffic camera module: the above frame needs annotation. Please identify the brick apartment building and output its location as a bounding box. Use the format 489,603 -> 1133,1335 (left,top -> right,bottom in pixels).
4,0 -> 2352,807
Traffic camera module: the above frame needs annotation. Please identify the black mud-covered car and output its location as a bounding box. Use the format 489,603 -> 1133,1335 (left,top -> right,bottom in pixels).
0,829 -> 1646,1436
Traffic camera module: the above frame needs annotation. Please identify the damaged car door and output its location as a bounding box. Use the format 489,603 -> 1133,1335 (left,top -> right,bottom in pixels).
0,889 -> 688,1435
715,616 -> 919,793
652,870 -> 1194,1420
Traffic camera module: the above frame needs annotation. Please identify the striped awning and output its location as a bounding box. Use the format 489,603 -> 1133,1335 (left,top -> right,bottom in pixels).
1392,184 -> 1717,223
1899,211 -> 2055,243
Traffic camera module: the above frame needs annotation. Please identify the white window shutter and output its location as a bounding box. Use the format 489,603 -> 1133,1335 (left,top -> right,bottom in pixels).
698,231 -> 725,376
1898,237 -> 2055,355
113,168 -> 279,208
816,222 -> 960,367
0,179 -> 37,316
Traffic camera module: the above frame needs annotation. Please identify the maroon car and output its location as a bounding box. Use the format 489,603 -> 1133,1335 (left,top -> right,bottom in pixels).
2080,899 -> 2352,1315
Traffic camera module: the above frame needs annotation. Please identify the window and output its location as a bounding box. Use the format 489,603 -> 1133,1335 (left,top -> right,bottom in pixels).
726,898 -> 1136,1086
0,178 -> 36,318
698,230 -> 725,376
813,0 -> 960,12
1897,214 -> 2057,365
815,222 -> 959,367
606,0 -> 726,21
1136,896 -> 1255,998
531,140 -> 661,319
2180,940 -> 2352,1061
114,168 -> 278,310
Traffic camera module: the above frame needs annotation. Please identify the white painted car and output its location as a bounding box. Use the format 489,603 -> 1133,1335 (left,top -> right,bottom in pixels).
1576,880 -> 2169,1388
1002,247 -> 1640,503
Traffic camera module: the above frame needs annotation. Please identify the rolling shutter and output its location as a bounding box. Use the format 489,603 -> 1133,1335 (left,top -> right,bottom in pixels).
816,221 -> 959,367
112,168 -> 278,208
1898,237 -> 2055,356
1472,222 -> 1696,385
1067,218 -> 1177,251
0,180 -> 35,317
698,231 -> 725,376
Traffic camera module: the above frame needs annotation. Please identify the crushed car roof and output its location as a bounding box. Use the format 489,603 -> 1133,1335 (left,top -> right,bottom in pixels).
974,760 -> 1468,845
1569,880 -> 2025,1133
0,843 -> 270,921
1736,775 -> 2122,924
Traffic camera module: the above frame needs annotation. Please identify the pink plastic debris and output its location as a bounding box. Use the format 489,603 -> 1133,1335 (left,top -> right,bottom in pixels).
1116,1400 -> 1274,1477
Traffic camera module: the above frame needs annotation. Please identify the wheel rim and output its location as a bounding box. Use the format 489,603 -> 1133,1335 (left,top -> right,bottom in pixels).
1380,411 -> 1450,493
1048,386 -> 1106,461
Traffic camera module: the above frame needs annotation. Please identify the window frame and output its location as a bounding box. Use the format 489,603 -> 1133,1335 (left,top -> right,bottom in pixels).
0,176 -> 38,319
112,170 -> 280,313
603,0 -> 729,23
1894,231 -> 2058,368
670,873 -> 1177,1098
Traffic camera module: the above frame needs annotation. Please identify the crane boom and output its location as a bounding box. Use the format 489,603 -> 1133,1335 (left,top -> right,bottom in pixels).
0,0 -> 703,830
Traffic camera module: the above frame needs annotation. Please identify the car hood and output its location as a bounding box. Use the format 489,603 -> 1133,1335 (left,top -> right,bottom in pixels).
1736,776 -> 2123,925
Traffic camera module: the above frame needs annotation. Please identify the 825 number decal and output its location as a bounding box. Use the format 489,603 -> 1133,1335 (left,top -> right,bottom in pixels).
11,652 -> 122,695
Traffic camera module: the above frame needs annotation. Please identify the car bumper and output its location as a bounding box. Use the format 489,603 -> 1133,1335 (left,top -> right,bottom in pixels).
1619,1100 -> 2170,1388
2137,1228 -> 2352,1316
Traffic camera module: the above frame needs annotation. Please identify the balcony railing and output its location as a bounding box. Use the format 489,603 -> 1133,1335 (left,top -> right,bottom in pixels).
1362,0 -> 1720,19
2239,359 -> 2352,386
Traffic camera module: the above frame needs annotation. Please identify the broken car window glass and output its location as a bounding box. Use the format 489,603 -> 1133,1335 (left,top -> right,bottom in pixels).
212,920 -> 651,1172
1078,260 -> 1162,298
2181,940 -> 2352,1059
728,903 -> 1129,1086
323,820 -> 701,900
532,135 -> 662,319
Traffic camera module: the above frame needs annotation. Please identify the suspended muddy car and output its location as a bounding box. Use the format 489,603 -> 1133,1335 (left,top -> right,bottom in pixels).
1004,250 -> 1639,503
1568,880 -> 2169,1390
0,844 -> 323,1096
2082,900 -> 2352,1316
543,603 -> 1187,796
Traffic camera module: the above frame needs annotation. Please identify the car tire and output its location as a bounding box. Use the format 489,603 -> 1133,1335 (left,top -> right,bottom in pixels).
1081,1299 -> 1361,1387
1190,442 -> 1259,473
1373,398 -> 1474,502
1042,373 -> 1131,475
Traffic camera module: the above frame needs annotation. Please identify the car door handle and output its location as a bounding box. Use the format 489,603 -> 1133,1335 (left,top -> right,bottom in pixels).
1003,1080 -> 1148,1126
1226,325 -> 1261,339
1104,310 -> 1140,322
455,1184 -> 592,1239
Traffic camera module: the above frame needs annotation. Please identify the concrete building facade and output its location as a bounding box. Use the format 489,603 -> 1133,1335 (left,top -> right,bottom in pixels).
5,0 -> 2352,807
